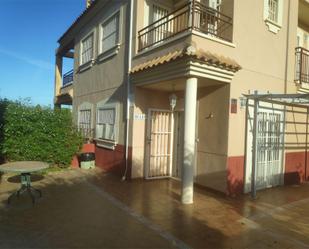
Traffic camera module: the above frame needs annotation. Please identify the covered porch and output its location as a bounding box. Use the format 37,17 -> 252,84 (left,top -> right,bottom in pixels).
130,45 -> 241,203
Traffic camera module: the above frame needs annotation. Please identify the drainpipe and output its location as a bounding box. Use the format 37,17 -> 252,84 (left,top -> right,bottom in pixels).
284,0 -> 291,94
122,0 -> 134,181
281,0 -> 291,184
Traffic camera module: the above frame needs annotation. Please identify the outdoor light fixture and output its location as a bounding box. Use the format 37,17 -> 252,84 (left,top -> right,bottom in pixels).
239,96 -> 247,109
169,93 -> 177,111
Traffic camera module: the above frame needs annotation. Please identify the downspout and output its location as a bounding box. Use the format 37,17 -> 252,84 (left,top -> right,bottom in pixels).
284,0 -> 291,94
281,0 -> 291,185
122,0 -> 134,181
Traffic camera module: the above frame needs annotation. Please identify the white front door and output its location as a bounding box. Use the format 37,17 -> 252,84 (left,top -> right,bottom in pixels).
145,109 -> 173,179
245,101 -> 284,193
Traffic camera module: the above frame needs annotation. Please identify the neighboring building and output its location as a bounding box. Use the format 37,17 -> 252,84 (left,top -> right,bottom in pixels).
54,0 -> 309,202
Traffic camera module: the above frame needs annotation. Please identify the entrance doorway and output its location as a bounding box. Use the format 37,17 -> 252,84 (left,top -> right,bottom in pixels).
145,109 -> 183,179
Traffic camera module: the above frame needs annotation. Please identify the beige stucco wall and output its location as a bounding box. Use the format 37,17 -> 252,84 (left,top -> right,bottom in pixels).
132,0 -> 300,159
195,84 -> 230,192
57,0 -> 309,191
129,0 -> 305,191
72,0 -> 130,145
189,0 -> 299,157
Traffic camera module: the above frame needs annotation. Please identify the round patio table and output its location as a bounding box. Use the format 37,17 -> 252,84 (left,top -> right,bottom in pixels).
0,161 -> 49,205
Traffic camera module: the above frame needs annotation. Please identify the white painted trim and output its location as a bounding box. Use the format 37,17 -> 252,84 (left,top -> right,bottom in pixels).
78,59 -> 95,73
94,138 -> 117,150
263,0 -> 284,34
98,8 -> 122,55
95,100 -> 119,144
132,58 -> 236,86
79,30 -> 96,66
97,44 -> 121,63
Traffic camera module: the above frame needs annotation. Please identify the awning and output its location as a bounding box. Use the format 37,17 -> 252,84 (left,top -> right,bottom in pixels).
131,45 -> 241,74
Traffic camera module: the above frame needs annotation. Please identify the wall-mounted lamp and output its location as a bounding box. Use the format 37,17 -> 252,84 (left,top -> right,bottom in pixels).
169,93 -> 177,111
239,96 -> 247,109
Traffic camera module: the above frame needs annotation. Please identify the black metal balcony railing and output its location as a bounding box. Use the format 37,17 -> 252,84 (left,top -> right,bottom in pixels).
295,47 -> 309,85
63,69 -> 74,87
138,1 -> 233,52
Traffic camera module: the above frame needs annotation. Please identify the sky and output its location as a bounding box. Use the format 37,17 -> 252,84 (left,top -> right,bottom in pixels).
0,0 -> 86,106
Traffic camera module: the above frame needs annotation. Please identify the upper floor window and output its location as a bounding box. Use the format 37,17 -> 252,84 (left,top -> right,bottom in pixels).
263,0 -> 283,34
101,12 -> 120,53
152,4 -> 168,23
202,0 -> 221,11
267,0 -> 279,23
81,33 -> 94,65
297,28 -> 309,50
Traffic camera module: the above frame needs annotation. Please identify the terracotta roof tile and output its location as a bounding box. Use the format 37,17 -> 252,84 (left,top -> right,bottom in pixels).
131,46 -> 241,73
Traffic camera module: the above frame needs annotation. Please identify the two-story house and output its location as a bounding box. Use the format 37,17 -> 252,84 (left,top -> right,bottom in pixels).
54,0 -> 309,203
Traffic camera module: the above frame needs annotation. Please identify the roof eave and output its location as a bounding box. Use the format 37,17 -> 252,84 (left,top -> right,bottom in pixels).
57,0 -> 100,45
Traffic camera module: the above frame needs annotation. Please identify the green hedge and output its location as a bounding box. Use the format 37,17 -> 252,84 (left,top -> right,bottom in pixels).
0,100 -> 83,167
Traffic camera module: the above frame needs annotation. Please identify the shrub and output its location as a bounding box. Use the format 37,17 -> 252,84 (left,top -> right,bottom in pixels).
0,99 -> 11,163
1,100 -> 83,167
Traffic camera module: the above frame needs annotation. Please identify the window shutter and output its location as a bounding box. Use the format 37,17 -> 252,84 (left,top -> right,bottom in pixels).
97,108 -> 116,141
102,13 -> 119,53
81,34 -> 93,64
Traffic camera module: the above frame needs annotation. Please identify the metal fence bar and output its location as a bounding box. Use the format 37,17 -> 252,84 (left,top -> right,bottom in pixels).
295,47 -> 309,85
138,0 -> 233,52
63,69 -> 74,87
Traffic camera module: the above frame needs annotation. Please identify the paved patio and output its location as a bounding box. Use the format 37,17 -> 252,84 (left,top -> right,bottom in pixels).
0,168 -> 309,248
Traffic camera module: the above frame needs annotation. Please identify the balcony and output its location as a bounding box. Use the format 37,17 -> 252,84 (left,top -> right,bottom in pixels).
62,69 -> 74,87
138,1 -> 233,52
295,47 -> 309,85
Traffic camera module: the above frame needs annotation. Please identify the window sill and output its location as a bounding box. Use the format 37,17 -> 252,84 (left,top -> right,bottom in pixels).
78,59 -> 95,73
94,138 -> 117,150
265,19 -> 281,34
97,44 -> 121,63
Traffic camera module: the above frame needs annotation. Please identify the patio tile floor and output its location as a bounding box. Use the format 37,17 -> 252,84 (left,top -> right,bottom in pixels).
1,168 -> 309,248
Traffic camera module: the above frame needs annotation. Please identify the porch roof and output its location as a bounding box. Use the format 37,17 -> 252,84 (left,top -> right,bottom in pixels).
131,46 -> 241,74
244,93 -> 309,108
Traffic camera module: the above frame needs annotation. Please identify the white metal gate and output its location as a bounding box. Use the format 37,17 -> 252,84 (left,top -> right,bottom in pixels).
245,101 -> 284,192
145,109 -> 173,179
256,111 -> 283,189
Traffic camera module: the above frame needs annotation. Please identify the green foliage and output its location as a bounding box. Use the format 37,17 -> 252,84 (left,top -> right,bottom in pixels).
0,100 -> 83,167
0,98 -> 11,163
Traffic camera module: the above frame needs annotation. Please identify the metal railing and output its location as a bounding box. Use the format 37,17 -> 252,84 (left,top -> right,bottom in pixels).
295,47 -> 309,85
138,0 -> 233,52
63,69 -> 74,87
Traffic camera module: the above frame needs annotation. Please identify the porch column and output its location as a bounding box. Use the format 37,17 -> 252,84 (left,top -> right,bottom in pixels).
181,77 -> 198,204
54,53 -> 63,107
